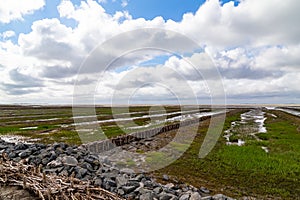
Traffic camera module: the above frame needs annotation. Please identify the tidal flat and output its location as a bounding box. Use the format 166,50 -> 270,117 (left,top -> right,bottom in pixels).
0,104 -> 299,199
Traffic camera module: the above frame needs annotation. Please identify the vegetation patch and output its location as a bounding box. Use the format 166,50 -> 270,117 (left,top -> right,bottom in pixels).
152,110 -> 300,199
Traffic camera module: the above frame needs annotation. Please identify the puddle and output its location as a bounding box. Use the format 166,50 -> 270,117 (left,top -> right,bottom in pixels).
0,135 -> 40,144
266,107 -> 300,117
72,109 -> 227,127
19,126 -> 38,130
125,110 -> 227,131
224,109 -> 267,147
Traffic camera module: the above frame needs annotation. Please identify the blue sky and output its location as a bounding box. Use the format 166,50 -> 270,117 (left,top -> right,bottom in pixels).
0,0 -> 299,104
0,0 -> 239,43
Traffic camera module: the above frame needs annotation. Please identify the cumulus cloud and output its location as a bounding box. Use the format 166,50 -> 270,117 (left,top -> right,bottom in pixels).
0,0 -> 45,24
1,68 -> 44,95
166,0 -> 300,48
0,31 -> 16,40
1,0 -> 300,104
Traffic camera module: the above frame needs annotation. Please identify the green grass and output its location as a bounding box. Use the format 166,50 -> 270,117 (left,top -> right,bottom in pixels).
0,126 -> 21,133
152,110 -> 300,199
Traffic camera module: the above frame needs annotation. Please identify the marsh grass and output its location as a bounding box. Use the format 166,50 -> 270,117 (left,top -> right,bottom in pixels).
152,110 -> 300,199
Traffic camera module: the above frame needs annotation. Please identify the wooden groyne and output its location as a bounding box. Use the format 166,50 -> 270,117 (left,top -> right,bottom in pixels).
85,115 -> 213,153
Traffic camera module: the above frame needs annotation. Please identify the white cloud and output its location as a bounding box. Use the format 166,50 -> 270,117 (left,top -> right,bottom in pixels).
1,0 -> 300,104
121,0 -> 128,8
0,31 -> 16,39
166,0 -> 300,48
0,0 -> 45,24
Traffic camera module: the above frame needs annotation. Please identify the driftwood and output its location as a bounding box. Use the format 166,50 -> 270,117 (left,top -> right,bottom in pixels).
0,153 -> 123,200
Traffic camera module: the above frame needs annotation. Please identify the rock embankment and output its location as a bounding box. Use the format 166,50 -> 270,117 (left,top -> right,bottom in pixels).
0,139 -> 234,200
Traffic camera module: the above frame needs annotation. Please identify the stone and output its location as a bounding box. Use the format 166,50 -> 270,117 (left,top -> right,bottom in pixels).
127,180 -> 140,188
42,158 -> 50,166
144,180 -> 155,189
153,187 -> 162,194
200,197 -> 212,200
179,194 -> 190,200
122,185 -> 137,194
94,178 -> 102,186
15,143 -> 28,150
48,151 -> 57,162
165,183 -> 175,190
84,155 -> 100,165
19,150 -> 31,159
81,162 -> 94,172
28,156 -> 42,166
116,175 -> 129,188
62,156 -> 78,166
8,152 -> 17,159
120,168 -> 135,175
78,168 -> 88,178
105,179 -> 117,187
190,192 -> 201,200
66,147 -> 74,155
140,192 -> 154,200
163,174 -> 169,181
43,167 -> 64,174
133,174 -> 145,182
117,189 -> 125,195
200,187 -> 210,194
158,193 -> 174,200
47,159 -> 63,168
212,194 -> 234,200
59,169 -> 69,177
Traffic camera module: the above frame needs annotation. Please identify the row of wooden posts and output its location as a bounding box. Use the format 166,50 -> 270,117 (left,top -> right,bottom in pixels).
85,115 -> 212,153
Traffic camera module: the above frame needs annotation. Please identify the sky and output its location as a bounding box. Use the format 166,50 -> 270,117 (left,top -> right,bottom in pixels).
0,0 -> 299,105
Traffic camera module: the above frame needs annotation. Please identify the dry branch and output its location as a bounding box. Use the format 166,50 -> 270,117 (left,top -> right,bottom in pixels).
0,155 -> 123,200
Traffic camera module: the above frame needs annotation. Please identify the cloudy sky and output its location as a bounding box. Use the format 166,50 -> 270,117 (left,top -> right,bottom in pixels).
0,0 -> 299,105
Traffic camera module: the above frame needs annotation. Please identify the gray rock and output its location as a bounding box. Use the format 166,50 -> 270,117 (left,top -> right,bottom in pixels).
47,159 -> 63,168
140,192 -> 154,200
133,174 -> 145,182
212,194 -> 235,200
66,147 -> 74,155
144,180 -> 155,189
48,151 -> 57,161
78,168 -> 88,178
81,162 -> 94,172
19,150 -> 31,159
159,192 -> 174,200
8,152 -> 17,159
127,180 -> 140,188
122,185 -> 137,194
62,156 -> 78,166
117,189 -> 125,195
153,187 -> 162,194
163,174 -> 169,181
190,192 -> 201,200
15,143 -> 28,150
200,187 -> 210,194
84,155 -> 100,165
120,168 -> 135,175
94,178 -> 102,186
104,179 -> 117,190
116,175 -> 129,188
201,197 -> 212,200
103,172 -> 118,179
59,170 -> 69,176
42,158 -> 50,165
164,183 -> 175,190
179,194 -> 190,200
43,167 -> 64,174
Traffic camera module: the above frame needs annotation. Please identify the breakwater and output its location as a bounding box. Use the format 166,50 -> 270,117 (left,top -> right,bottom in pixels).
85,115 -> 213,153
